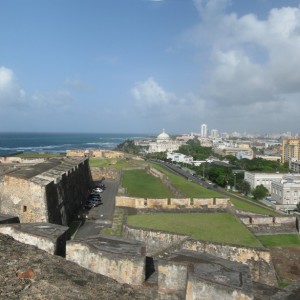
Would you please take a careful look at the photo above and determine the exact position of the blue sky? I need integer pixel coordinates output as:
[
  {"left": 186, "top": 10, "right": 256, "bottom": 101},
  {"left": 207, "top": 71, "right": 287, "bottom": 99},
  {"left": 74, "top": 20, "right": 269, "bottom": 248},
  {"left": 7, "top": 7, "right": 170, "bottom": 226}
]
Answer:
[{"left": 1, "top": 0, "right": 300, "bottom": 135}]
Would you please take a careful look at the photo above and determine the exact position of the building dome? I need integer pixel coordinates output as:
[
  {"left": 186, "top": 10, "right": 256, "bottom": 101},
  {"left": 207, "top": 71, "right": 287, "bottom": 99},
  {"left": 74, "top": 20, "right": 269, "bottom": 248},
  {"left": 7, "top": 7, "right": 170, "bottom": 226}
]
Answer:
[{"left": 157, "top": 129, "right": 170, "bottom": 142}]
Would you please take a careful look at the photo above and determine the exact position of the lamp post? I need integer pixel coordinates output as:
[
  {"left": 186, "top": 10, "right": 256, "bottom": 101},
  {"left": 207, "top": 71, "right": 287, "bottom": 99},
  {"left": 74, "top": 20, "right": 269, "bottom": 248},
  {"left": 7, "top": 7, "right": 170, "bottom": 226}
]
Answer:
[{"left": 234, "top": 173, "right": 236, "bottom": 191}]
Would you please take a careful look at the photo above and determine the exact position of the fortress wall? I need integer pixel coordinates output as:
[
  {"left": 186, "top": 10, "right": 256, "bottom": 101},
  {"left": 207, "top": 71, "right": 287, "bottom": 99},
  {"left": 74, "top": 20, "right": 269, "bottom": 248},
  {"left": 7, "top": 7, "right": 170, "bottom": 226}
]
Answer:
[
  {"left": 0, "top": 159, "right": 93, "bottom": 226},
  {"left": 67, "top": 150, "right": 124, "bottom": 159},
  {"left": 148, "top": 167, "right": 165, "bottom": 180},
  {"left": 0, "top": 176, "right": 48, "bottom": 223},
  {"left": 90, "top": 167, "right": 120, "bottom": 181},
  {"left": 239, "top": 216, "right": 296, "bottom": 225},
  {"left": 116, "top": 196, "right": 229, "bottom": 210},
  {"left": 250, "top": 216, "right": 274, "bottom": 225},
  {"left": 45, "top": 159, "right": 93, "bottom": 225},
  {"left": 66, "top": 239, "right": 145, "bottom": 286},
  {"left": 186, "top": 273, "right": 253, "bottom": 300},
  {"left": 147, "top": 198, "right": 169, "bottom": 208},
  {"left": 181, "top": 240, "right": 277, "bottom": 286},
  {"left": 123, "top": 225, "right": 188, "bottom": 256}
]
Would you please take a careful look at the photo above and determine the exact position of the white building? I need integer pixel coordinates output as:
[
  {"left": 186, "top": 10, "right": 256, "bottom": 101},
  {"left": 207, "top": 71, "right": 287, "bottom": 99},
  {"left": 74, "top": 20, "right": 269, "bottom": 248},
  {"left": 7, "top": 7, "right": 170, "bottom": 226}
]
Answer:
[
  {"left": 210, "top": 129, "right": 219, "bottom": 138},
  {"left": 271, "top": 175, "right": 300, "bottom": 206},
  {"left": 147, "top": 129, "right": 183, "bottom": 153},
  {"left": 244, "top": 172, "right": 285, "bottom": 193},
  {"left": 201, "top": 124, "right": 207, "bottom": 138},
  {"left": 167, "top": 152, "right": 193, "bottom": 164},
  {"left": 290, "top": 159, "right": 300, "bottom": 173}
]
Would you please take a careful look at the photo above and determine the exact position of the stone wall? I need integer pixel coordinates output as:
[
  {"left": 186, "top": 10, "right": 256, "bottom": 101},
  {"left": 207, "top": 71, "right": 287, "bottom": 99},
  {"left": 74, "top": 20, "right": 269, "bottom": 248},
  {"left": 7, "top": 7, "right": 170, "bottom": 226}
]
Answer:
[
  {"left": 116, "top": 196, "right": 229, "bottom": 210},
  {"left": 91, "top": 167, "right": 120, "bottom": 181},
  {"left": 122, "top": 226, "right": 277, "bottom": 287},
  {"left": 67, "top": 149, "right": 124, "bottom": 159},
  {"left": 0, "top": 158, "right": 93, "bottom": 225},
  {"left": 123, "top": 225, "right": 188, "bottom": 256},
  {"left": 0, "top": 157, "right": 45, "bottom": 164},
  {"left": 181, "top": 239, "right": 278, "bottom": 286},
  {"left": 240, "top": 215, "right": 296, "bottom": 226},
  {"left": 66, "top": 235, "right": 146, "bottom": 286}
]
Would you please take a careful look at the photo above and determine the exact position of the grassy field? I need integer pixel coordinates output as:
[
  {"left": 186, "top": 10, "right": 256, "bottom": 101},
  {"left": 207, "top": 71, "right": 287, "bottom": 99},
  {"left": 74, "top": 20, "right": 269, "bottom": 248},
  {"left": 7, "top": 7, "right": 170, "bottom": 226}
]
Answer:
[
  {"left": 258, "top": 234, "right": 300, "bottom": 248},
  {"left": 89, "top": 157, "right": 146, "bottom": 169},
  {"left": 122, "top": 169, "right": 173, "bottom": 198},
  {"left": 150, "top": 162, "right": 278, "bottom": 216},
  {"left": 127, "top": 213, "right": 261, "bottom": 247}
]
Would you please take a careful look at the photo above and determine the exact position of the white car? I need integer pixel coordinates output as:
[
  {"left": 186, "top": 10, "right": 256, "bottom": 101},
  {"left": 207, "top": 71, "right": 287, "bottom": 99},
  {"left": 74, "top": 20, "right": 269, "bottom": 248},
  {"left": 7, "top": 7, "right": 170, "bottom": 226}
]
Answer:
[{"left": 93, "top": 188, "right": 103, "bottom": 193}]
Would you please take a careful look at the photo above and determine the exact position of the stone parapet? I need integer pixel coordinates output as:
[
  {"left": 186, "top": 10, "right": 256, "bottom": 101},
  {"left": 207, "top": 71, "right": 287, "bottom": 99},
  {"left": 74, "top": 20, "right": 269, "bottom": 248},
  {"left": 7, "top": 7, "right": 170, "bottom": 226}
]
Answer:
[
  {"left": 0, "top": 213, "right": 20, "bottom": 224},
  {"left": 66, "top": 235, "right": 146, "bottom": 286},
  {"left": 0, "top": 222, "right": 70, "bottom": 256}
]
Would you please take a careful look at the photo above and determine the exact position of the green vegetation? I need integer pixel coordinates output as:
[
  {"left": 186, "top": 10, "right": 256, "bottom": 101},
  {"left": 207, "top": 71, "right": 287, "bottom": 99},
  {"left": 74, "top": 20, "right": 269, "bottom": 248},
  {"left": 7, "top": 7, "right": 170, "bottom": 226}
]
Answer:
[
  {"left": 115, "top": 139, "right": 142, "bottom": 155},
  {"left": 127, "top": 213, "right": 261, "bottom": 247},
  {"left": 178, "top": 138, "right": 215, "bottom": 160},
  {"left": 122, "top": 169, "right": 173, "bottom": 198},
  {"left": 150, "top": 162, "right": 278, "bottom": 215},
  {"left": 89, "top": 157, "right": 146, "bottom": 169},
  {"left": 229, "top": 198, "right": 278, "bottom": 216},
  {"left": 101, "top": 208, "right": 125, "bottom": 237},
  {"left": 258, "top": 234, "right": 300, "bottom": 248},
  {"left": 252, "top": 184, "right": 269, "bottom": 200},
  {"left": 15, "top": 152, "right": 65, "bottom": 158}
]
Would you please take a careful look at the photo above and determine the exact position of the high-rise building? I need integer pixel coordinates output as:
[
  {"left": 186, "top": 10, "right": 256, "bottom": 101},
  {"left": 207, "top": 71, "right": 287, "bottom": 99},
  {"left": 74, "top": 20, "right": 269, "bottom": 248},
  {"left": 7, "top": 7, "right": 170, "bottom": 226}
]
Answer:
[
  {"left": 201, "top": 124, "right": 207, "bottom": 138},
  {"left": 282, "top": 139, "right": 300, "bottom": 162},
  {"left": 210, "top": 129, "right": 219, "bottom": 138}
]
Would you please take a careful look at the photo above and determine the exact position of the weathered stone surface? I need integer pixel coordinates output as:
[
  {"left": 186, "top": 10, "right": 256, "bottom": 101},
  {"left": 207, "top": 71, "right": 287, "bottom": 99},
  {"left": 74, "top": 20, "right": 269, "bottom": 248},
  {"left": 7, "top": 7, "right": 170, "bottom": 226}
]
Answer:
[
  {"left": 0, "top": 212, "right": 19, "bottom": 224},
  {"left": 0, "top": 234, "right": 149, "bottom": 300},
  {"left": 66, "top": 235, "right": 146, "bottom": 285}
]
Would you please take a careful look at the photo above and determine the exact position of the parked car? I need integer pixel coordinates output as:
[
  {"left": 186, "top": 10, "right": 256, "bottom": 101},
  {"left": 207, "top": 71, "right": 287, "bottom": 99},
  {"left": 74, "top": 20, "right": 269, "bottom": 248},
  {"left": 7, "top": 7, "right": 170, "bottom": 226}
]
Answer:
[{"left": 92, "top": 188, "right": 103, "bottom": 193}]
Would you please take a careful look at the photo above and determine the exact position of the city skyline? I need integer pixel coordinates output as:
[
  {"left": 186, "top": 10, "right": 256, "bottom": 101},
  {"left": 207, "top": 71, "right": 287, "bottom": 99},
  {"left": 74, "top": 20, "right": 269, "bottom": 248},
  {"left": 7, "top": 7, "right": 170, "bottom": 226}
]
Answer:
[{"left": 1, "top": 0, "right": 300, "bottom": 134}]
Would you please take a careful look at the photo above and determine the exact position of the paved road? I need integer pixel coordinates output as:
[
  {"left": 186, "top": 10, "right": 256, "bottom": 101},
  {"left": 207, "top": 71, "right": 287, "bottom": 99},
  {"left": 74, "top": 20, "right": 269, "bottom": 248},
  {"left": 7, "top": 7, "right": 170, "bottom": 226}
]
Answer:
[{"left": 74, "top": 179, "right": 119, "bottom": 239}]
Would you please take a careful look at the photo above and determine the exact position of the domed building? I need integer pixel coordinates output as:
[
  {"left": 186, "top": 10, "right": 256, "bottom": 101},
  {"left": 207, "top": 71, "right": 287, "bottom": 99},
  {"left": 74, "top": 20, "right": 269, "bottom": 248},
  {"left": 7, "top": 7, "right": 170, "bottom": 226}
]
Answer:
[{"left": 148, "top": 129, "right": 183, "bottom": 153}]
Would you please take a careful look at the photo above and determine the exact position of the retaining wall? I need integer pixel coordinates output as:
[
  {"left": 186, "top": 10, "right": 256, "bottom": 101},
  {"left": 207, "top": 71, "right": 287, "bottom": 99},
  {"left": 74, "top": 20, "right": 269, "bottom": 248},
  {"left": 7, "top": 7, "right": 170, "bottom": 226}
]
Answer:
[
  {"left": 116, "top": 196, "right": 229, "bottom": 210},
  {"left": 240, "top": 216, "right": 296, "bottom": 226},
  {"left": 182, "top": 239, "right": 277, "bottom": 286},
  {"left": 90, "top": 167, "right": 120, "bottom": 181}
]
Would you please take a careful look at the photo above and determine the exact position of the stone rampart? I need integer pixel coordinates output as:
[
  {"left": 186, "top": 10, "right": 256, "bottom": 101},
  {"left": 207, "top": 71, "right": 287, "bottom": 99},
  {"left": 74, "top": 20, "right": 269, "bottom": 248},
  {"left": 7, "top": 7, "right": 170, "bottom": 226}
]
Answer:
[
  {"left": 123, "top": 225, "right": 188, "bottom": 256},
  {"left": 0, "top": 157, "right": 45, "bottom": 164},
  {"left": 240, "top": 215, "right": 296, "bottom": 226},
  {"left": 0, "top": 222, "right": 69, "bottom": 256},
  {"left": 116, "top": 196, "right": 229, "bottom": 210},
  {"left": 0, "top": 158, "right": 93, "bottom": 225},
  {"left": 66, "top": 235, "right": 146, "bottom": 286},
  {"left": 91, "top": 167, "right": 120, "bottom": 181},
  {"left": 67, "top": 149, "right": 124, "bottom": 159},
  {"left": 181, "top": 239, "right": 277, "bottom": 286}
]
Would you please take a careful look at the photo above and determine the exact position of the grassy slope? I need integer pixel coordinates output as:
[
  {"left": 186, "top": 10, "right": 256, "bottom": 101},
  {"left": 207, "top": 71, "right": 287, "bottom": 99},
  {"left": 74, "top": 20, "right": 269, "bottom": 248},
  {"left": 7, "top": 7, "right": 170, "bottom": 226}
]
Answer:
[
  {"left": 127, "top": 213, "right": 262, "bottom": 247},
  {"left": 258, "top": 234, "right": 300, "bottom": 248},
  {"left": 122, "top": 169, "right": 173, "bottom": 198},
  {"left": 151, "top": 163, "right": 277, "bottom": 216}
]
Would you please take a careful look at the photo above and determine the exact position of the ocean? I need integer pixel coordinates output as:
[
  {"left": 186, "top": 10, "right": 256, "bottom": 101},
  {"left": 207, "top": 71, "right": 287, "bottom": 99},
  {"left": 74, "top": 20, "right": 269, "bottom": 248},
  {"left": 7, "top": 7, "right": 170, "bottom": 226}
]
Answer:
[{"left": 0, "top": 132, "right": 151, "bottom": 156}]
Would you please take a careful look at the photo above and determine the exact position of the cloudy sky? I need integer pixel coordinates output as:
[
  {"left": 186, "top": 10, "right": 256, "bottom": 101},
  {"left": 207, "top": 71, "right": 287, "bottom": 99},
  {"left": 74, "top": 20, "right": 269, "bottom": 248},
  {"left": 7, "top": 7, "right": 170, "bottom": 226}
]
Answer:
[{"left": 1, "top": 0, "right": 300, "bottom": 135}]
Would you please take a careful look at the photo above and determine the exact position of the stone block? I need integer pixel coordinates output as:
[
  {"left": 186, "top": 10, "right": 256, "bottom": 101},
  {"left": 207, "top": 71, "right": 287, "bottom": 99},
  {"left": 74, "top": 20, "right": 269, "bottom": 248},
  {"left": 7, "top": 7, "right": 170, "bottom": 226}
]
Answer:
[
  {"left": 0, "top": 213, "right": 20, "bottom": 224},
  {"left": 0, "top": 222, "right": 70, "bottom": 256},
  {"left": 66, "top": 235, "right": 146, "bottom": 286}
]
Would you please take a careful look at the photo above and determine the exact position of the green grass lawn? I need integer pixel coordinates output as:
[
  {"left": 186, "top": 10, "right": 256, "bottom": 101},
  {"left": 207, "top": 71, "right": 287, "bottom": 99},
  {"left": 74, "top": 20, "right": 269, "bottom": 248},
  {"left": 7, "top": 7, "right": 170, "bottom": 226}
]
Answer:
[
  {"left": 122, "top": 169, "right": 173, "bottom": 198},
  {"left": 127, "top": 213, "right": 262, "bottom": 247},
  {"left": 150, "top": 163, "right": 278, "bottom": 216},
  {"left": 89, "top": 157, "right": 146, "bottom": 169},
  {"left": 258, "top": 234, "right": 300, "bottom": 248}
]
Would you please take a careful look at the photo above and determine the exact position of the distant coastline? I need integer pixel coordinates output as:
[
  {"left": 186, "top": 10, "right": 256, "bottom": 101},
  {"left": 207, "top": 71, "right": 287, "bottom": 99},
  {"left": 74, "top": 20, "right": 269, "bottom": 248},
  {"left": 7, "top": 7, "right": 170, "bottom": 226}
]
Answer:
[{"left": 0, "top": 132, "right": 152, "bottom": 157}]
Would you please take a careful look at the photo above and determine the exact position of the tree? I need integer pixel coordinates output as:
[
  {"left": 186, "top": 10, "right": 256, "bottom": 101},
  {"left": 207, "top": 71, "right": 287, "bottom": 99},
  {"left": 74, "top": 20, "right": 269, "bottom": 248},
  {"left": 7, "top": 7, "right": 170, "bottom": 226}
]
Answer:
[
  {"left": 251, "top": 184, "right": 268, "bottom": 200},
  {"left": 236, "top": 180, "right": 251, "bottom": 195}
]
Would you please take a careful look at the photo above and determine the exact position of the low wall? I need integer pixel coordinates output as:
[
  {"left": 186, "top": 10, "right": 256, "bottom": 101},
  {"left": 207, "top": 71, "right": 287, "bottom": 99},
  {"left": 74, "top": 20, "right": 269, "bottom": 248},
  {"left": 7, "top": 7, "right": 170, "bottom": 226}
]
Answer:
[
  {"left": 0, "top": 157, "right": 45, "bottom": 164},
  {"left": 91, "top": 167, "right": 120, "bottom": 181},
  {"left": 240, "top": 216, "right": 296, "bottom": 226},
  {"left": 181, "top": 239, "right": 277, "bottom": 286},
  {"left": 123, "top": 225, "right": 188, "bottom": 256},
  {"left": 66, "top": 235, "right": 146, "bottom": 286},
  {"left": 116, "top": 196, "right": 229, "bottom": 210}
]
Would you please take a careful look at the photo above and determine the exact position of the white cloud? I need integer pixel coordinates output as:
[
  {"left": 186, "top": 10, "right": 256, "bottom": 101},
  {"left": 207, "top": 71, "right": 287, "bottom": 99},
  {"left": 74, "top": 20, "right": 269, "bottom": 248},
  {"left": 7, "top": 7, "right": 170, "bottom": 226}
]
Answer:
[
  {"left": 184, "top": 0, "right": 300, "bottom": 131},
  {"left": 131, "top": 77, "right": 176, "bottom": 108},
  {"left": 31, "top": 90, "right": 74, "bottom": 111},
  {"left": 0, "top": 66, "right": 26, "bottom": 107}
]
